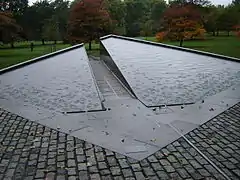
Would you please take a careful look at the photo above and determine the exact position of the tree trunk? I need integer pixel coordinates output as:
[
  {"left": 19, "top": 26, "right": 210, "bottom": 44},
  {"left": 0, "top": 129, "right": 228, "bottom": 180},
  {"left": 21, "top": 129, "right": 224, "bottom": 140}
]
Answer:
[
  {"left": 42, "top": 39, "right": 45, "bottom": 45},
  {"left": 216, "top": 30, "right": 219, "bottom": 36},
  {"left": 179, "top": 39, "right": 183, "bottom": 47},
  {"left": 54, "top": 40, "right": 57, "bottom": 44},
  {"left": 212, "top": 31, "right": 215, "bottom": 36},
  {"left": 89, "top": 41, "right": 92, "bottom": 51},
  {"left": 227, "top": 31, "right": 230, "bottom": 36},
  {"left": 11, "top": 41, "right": 14, "bottom": 48}
]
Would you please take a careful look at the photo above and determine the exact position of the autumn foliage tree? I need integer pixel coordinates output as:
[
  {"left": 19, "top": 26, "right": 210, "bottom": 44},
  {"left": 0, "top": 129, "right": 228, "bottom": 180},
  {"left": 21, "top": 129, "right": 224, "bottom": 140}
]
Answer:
[
  {"left": 233, "top": 25, "right": 240, "bottom": 38},
  {"left": 67, "top": 0, "right": 111, "bottom": 50},
  {"left": 0, "top": 12, "right": 22, "bottom": 48},
  {"left": 160, "top": 4, "right": 204, "bottom": 46}
]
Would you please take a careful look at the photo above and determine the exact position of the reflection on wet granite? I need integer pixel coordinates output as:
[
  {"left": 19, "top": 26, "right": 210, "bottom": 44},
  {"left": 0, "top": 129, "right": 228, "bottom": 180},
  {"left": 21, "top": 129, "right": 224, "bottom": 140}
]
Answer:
[
  {"left": 101, "top": 37, "right": 240, "bottom": 106},
  {"left": 0, "top": 47, "right": 102, "bottom": 112}
]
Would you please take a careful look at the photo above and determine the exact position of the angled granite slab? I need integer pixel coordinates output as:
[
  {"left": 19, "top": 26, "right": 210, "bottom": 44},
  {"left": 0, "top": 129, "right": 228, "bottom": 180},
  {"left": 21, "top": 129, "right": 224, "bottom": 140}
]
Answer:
[
  {"left": 100, "top": 35, "right": 240, "bottom": 107},
  {"left": 0, "top": 44, "right": 103, "bottom": 113}
]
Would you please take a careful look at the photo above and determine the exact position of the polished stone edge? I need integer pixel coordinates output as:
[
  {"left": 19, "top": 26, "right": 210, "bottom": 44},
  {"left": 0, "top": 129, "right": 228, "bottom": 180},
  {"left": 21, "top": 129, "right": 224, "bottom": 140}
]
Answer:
[
  {"left": 0, "top": 43, "right": 84, "bottom": 74},
  {"left": 100, "top": 34, "right": 240, "bottom": 62}
]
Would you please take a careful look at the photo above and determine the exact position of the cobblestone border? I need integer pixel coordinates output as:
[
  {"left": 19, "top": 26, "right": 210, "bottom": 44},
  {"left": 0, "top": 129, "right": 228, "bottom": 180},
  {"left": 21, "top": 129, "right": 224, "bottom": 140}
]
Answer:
[{"left": 2, "top": 103, "right": 239, "bottom": 179}]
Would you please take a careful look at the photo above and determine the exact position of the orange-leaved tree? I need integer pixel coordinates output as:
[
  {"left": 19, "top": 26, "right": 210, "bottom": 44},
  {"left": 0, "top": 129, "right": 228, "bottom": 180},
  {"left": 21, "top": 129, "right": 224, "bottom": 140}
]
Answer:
[
  {"left": 233, "top": 25, "right": 240, "bottom": 38},
  {"left": 67, "top": 0, "right": 112, "bottom": 50},
  {"left": 160, "top": 4, "right": 203, "bottom": 47},
  {"left": 156, "top": 31, "right": 167, "bottom": 42},
  {"left": 0, "top": 12, "right": 22, "bottom": 48}
]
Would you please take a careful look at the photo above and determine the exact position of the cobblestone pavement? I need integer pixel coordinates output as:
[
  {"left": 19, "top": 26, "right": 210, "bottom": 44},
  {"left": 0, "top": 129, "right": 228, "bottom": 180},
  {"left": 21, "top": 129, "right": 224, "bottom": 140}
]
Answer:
[
  {"left": 185, "top": 103, "right": 240, "bottom": 180},
  {"left": 0, "top": 103, "right": 239, "bottom": 180}
]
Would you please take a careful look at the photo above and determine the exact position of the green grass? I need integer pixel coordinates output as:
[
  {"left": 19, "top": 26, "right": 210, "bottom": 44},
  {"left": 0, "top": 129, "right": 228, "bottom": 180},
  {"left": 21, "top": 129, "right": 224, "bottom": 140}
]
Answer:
[
  {"left": 0, "top": 44, "right": 70, "bottom": 69},
  {"left": 0, "top": 41, "right": 63, "bottom": 49},
  {"left": 141, "top": 36, "right": 240, "bottom": 59},
  {"left": 85, "top": 43, "right": 100, "bottom": 57},
  {"left": 0, "top": 42, "right": 100, "bottom": 70}
]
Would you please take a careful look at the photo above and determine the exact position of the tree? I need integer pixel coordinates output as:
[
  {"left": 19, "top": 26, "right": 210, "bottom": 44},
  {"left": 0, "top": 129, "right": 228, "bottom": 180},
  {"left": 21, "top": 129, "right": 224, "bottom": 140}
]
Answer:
[
  {"left": 18, "top": 5, "right": 39, "bottom": 40},
  {"left": 1, "top": 0, "right": 28, "bottom": 15},
  {"left": 0, "top": 12, "right": 22, "bottom": 48},
  {"left": 67, "top": 0, "right": 111, "bottom": 50},
  {"left": 125, "top": 0, "right": 147, "bottom": 36},
  {"left": 156, "top": 31, "right": 167, "bottom": 42},
  {"left": 169, "top": 0, "right": 211, "bottom": 6},
  {"left": 42, "top": 15, "right": 60, "bottom": 43},
  {"left": 106, "top": 0, "right": 126, "bottom": 35},
  {"left": 232, "top": 0, "right": 240, "bottom": 5},
  {"left": 233, "top": 25, "right": 240, "bottom": 38},
  {"left": 201, "top": 5, "right": 223, "bottom": 36},
  {"left": 140, "top": 20, "right": 154, "bottom": 38},
  {"left": 161, "top": 4, "right": 203, "bottom": 46},
  {"left": 17, "top": 0, "right": 69, "bottom": 42},
  {"left": 216, "top": 6, "right": 240, "bottom": 36},
  {"left": 149, "top": 0, "right": 167, "bottom": 33},
  {"left": 51, "top": 0, "right": 70, "bottom": 42},
  {"left": 31, "top": 0, "right": 55, "bottom": 44}
]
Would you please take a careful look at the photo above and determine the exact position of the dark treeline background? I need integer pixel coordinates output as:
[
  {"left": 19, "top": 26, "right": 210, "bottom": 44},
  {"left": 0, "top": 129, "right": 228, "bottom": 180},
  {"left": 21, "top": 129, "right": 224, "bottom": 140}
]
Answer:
[{"left": 0, "top": 0, "right": 239, "bottom": 47}]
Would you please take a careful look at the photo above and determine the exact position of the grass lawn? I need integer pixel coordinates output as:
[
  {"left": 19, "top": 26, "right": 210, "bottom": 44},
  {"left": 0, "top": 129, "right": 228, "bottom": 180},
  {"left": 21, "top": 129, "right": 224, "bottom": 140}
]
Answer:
[
  {"left": 1, "top": 41, "right": 63, "bottom": 49},
  {"left": 0, "top": 42, "right": 101, "bottom": 69},
  {"left": 141, "top": 36, "right": 240, "bottom": 59},
  {"left": 0, "top": 44, "right": 70, "bottom": 69}
]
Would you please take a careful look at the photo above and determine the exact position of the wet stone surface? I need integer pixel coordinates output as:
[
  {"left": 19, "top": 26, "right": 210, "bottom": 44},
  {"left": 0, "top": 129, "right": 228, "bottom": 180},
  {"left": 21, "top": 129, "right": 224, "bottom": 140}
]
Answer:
[
  {"left": 2, "top": 104, "right": 240, "bottom": 179},
  {"left": 0, "top": 47, "right": 102, "bottom": 112},
  {"left": 101, "top": 38, "right": 240, "bottom": 106}
]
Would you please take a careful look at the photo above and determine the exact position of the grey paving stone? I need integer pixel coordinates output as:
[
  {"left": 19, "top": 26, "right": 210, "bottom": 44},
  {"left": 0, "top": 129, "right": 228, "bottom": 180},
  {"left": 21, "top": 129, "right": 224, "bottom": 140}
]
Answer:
[
  {"left": 68, "top": 176, "right": 77, "bottom": 180},
  {"left": 113, "top": 176, "right": 124, "bottom": 180},
  {"left": 57, "top": 175, "right": 66, "bottom": 180},
  {"left": 176, "top": 168, "right": 190, "bottom": 179},
  {"left": 100, "top": 169, "right": 111, "bottom": 176},
  {"left": 151, "top": 162, "right": 164, "bottom": 171},
  {"left": 156, "top": 171, "right": 169, "bottom": 179},
  {"left": 134, "top": 171, "right": 145, "bottom": 179},
  {"left": 77, "top": 155, "right": 86, "bottom": 163},
  {"left": 110, "top": 166, "right": 121, "bottom": 176},
  {"left": 67, "top": 168, "right": 77, "bottom": 175},
  {"left": 97, "top": 162, "right": 107, "bottom": 170},
  {"left": 122, "top": 168, "right": 133, "bottom": 177},
  {"left": 96, "top": 152, "right": 105, "bottom": 162},
  {"left": 101, "top": 175, "right": 112, "bottom": 180},
  {"left": 78, "top": 163, "right": 87, "bottom": 171},
  {"left": 147, "top": 155, "right": 158, "bottom": 163},
  {"left": 107, "top": 157, "right": 118, "bottom": 166},
  {"left": 118, "top": 159, "right": 129, "bottom": 168},
  {"left": 46, "top": 172, "right": 55, "bottom": 179},
  {"left": 89, "top": 166, "right": 99, "bottom": 173},
  {"left": 131, "top": 163, "right": 142, "bottom": 172},
  {"left": 79, "top": 171, "right": 89, "bottom": 180},
  {"left": 68, "top": 159, "right": 76, "bottom": 167},
  {"left": 5, "top": 168, "right": 15, "bottom": 177},
  {"left": 90, "top": 173, "right": 101, "bottom": 180},
  {"left": 164, "top": 165, "right": 175, "bottom": 173},
  {"left": 143, "top": 167, "right": 155, "bottom": 176}
]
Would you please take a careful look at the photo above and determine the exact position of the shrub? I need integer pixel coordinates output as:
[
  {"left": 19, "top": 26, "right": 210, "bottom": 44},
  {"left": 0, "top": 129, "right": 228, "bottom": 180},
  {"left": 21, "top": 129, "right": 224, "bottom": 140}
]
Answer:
[{"left": 155, "top": 31, "right": 167, "bottom": 42}]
